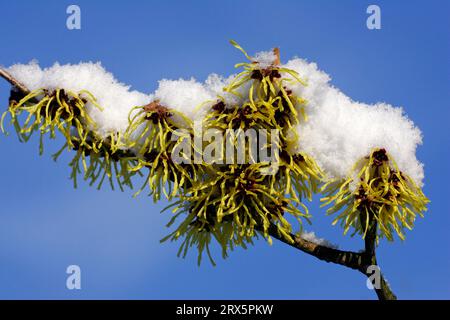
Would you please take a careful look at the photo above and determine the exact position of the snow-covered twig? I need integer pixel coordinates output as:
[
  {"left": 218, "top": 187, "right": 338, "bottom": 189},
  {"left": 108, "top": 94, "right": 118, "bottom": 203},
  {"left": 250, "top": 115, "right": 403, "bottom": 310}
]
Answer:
[{"left": 0, "top": 67, "right": 29, "bottom": 94}]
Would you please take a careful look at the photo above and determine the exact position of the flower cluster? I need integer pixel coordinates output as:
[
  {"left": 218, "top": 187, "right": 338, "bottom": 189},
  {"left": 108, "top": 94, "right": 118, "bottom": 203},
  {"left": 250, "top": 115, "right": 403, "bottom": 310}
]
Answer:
[
  {"left": 2, "top": 88, "right": 138, "bottom": 190},
  {"left": 125, "top": 101, "right": 199, "bottom": 202},
  {"left": 1, "top": 41, "right": 429, "bottom": 265},
  {"left": 321, "top": 148, "right": 429, "bottom": 242}
]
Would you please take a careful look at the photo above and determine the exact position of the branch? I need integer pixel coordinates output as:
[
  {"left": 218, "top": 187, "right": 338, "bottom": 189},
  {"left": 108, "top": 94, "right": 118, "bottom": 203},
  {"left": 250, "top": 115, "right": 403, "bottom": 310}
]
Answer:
[
  {"left": 0, "top": 65, "right": 398, "bottom": 300},
  {"left": 360, "top": 215, "right": 398, "bottom": 300},
  {"left": 273, "top": 48, "right": 281, "bottom": 66},
  {"left": 268, "top": 223, "right": 397, "bottom": 300},
  {"left": 0, "top": 68, "right": 30, "bottom": 95},
  {"left": 266, "top": 223, "right": 364, "bottom": 270}
]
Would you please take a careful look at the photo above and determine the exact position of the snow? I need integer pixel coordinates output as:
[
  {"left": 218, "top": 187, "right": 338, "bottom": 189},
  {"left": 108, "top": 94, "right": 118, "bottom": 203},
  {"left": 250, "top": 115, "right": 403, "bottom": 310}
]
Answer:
[
  {"left": 300, "top": 230, "right": 338, "bottom": 249},
  {"left": 7, "top": 61, "right": 152, "bottom": 138},
  {"left": 281, "top": 58, "right": 424, "bottom": 187},
  {"left": 153, "top": 78, "right": 215, "bottom": 126},
  {"left": 204, "top": 73, "right": 252, "bottom": 107},
  {"left": 253, "top": 50, "right": 277, "bottom": 68},
  {"left": 5, "top": 54, "right": 425, "bottom": 187}
]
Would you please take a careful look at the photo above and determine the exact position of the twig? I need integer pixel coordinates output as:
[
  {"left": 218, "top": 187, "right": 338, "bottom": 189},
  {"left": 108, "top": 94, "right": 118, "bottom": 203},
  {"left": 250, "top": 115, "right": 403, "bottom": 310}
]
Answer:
[
  {"left": 266, "top": 223, "right": 364, "bottom": 270},
  {"left": 267, "top": 222, "right": 397, "bottom": 300},
  {"left": 360, "top": 215, "right": 397, "bottom": 300},
  {"left": 0, "top": 67, "right": 30, "bottom": 95},
  {"left": 273, "top": 48, "right": 281, "bottom": 66}
]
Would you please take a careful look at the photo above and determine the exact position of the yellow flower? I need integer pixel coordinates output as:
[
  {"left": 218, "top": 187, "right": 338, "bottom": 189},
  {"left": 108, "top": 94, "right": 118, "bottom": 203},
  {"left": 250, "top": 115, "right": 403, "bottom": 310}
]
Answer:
[{"left": 321, "top": 148, "right": 429, "bottom": 242}]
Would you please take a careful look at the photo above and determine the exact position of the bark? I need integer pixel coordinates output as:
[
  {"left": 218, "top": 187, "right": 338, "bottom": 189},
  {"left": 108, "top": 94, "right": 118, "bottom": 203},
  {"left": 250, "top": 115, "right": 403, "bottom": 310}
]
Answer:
[
  {"left": 267, "top": 223, "right": 397, "bottom": 300},
  {"left": 0, "top": 68, "right": 29, "bottom": 95}
]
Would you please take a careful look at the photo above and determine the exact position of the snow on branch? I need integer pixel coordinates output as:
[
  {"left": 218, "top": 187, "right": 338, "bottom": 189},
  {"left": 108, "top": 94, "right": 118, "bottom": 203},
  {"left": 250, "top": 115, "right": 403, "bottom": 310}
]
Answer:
[{"left": 0, "top": 42, "right": 429, "bottom": 268}]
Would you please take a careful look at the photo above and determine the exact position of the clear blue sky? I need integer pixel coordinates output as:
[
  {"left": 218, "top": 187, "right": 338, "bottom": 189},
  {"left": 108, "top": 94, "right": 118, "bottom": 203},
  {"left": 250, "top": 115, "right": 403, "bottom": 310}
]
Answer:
[{"left": 0, "top": 0, "right": 449, "bottom": 299}]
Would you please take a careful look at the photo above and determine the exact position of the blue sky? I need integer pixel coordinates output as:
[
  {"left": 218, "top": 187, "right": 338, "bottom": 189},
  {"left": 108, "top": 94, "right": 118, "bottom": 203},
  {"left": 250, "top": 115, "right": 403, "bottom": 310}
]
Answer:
[{"left": 0, "top": 0, "right": 449, "bottom": 299}]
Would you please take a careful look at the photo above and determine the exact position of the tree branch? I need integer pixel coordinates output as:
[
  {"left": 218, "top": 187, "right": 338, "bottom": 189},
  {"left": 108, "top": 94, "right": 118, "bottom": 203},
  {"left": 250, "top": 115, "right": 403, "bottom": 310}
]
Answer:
[
  {"left": 268, "top": 222, "right": 397, "bottom": 300},
  {"left": 0, "top": 68, "right": 30, "bottom": 95},
  {"left": 0, "top": 66, "right": 398, "bottom": 300},
  {"left": 360, "top": 214, "right": 397, "bottom": 300},
  {"left": 266, "top": 223, "right": 364, "bottom": 271}
]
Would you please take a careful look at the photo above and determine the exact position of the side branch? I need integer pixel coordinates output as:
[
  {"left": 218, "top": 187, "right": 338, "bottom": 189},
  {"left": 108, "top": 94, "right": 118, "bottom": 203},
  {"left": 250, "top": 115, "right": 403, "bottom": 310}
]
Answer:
[
  {"left": 266, "top": 223, "right": 363, "bottom": 271},
  {"left": 268, "top": 223, "right": 397, "bottom": 300},
  {"left": 361, "top": 217, "right": 397, "bottom": 300}
]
